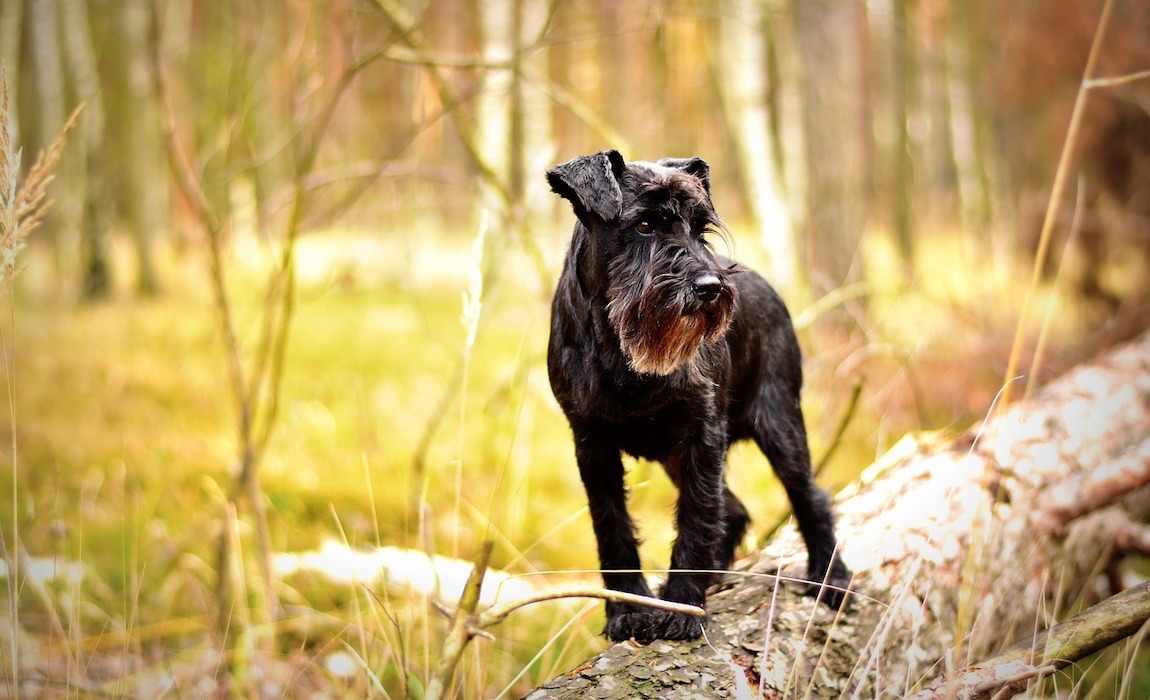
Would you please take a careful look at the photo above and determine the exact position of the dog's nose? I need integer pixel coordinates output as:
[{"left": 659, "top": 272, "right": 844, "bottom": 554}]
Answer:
[{"left": 693, "top": 275, "right": 723, "bottom": 304}]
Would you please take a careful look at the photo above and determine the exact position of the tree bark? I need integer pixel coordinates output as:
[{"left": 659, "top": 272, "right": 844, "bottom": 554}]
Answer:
[{"left": 526, "top": 329, "right": 1150, "bottom": 698}]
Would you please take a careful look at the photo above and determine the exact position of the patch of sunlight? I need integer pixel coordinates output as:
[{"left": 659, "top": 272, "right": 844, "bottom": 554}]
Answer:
[
  {"left": 848, "top": 444, "right": 990, "bottom": 573},
  {"left": 272, "top": 539, "right": 536, "bottom": 607},
  {"left": 228, "top": 226, "right": 489, "bottom": 290},
  {"left": 0, "top": 556, "right": 86, "bottom": 588}
]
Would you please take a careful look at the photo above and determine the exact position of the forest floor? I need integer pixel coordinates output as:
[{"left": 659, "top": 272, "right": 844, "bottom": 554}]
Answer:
[{"left": 1, "top": 222, "right": 1146, "bottom": 697}]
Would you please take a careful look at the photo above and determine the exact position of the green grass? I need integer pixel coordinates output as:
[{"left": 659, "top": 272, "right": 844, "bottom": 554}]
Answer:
[
  {"left": 2, "top": 231, "right": 617, "bottom": 695},
  {"left": 0, "top": 222, "right": 1135, "bottom": 696}
]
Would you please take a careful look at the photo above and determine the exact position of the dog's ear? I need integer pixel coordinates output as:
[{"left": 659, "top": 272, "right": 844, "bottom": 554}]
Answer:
[
  {"left": 657, "top": 156, "right": 712, "bottom": 196},
  {"left": 547, "top": 150, "right": 626, "bottom": 223}
]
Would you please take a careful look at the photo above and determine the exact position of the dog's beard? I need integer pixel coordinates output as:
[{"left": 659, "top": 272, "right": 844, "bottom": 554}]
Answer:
[{"left": 606, "top": 247, "right": 736, "bottom": 376}]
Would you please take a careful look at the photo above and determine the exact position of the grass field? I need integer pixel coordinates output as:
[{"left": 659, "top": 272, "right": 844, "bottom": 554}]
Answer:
[{"left": 0, "top": 220, "right": 1135, "bottom": 697}]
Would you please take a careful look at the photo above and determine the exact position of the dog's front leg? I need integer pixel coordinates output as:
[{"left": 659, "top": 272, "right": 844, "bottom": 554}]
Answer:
[
  {"left": 572, "top": 434, "right": 656, "bottom": 639},
  {"left": 599, "top": 430, "right": 726, "bottom": 642},
  {"left": 648, "top": 435, "right": 727, "bottom": 640}
]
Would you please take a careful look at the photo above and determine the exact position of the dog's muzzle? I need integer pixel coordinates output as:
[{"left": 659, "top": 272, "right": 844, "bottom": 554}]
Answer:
[{"left": 692, "top": 275, "right": 723, "bottom": 305}]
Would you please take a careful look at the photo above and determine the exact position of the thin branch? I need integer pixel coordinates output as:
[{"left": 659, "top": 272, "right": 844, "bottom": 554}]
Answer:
[
  {"left": 369, "top": 0, "right": 511, "bottom": 206},
  {"left": 379, "top": 0, "right": 556, "bottom": 71},
  {"left": 250, "top": 36, "right": 365, "bottom": 461},
  {"left": 1084, "top": 67, "right": 1150, "bottom": 90},
  {"left": 421, "top": 539, "right": 708, "bottom": 700},
  {"left": 815, "top": 378, "right": 864, "bottom": 476},
  {"left": 383, "top": 46, "right": 518, "bottom": 70},
  {"left": 240, "top": 9, "right": 374, "bottom": 630},
  {"left": 148, "top": 3, "right": 249, "bottom": 449},
  {"left": 425, "top": 540, "right": 495, "bottom": 700},
  {"left": 519, "top": 65, "right": 632, "bottom": 153},
  {"left": 478, "top": 587, "right": 706, "bottom": 629}
]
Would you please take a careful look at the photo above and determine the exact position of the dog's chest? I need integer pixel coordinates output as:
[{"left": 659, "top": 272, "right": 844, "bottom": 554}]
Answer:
[{"left": 557, "top": 363, "right": 718, "bottom": 459}]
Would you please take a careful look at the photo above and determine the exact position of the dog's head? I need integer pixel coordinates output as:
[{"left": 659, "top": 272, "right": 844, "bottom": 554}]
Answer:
[{"left": 548, "top": 150, "right": 737, "bottom": 376}]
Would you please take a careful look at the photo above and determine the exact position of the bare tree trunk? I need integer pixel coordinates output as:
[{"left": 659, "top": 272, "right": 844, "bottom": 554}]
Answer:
[
  {"left": 891, "top": 0, "right": 914, "bottom": 266},
  {"left": 708, "top": 0, "right": 796, "bottom": 290},
  {"left": 793, "top": 0, "right": 868, "bottom": 293},
  {"left": 527, "top": 330, "right": 1150, "bottom": 698},
  {"left": 949, "top": 0, "right": 995, "bottom": 237},
  {"left": 919, "top": 5, "right": 960, "bottom": 223},
  {"left": 29, "top": 0, "right": 79, "bottom": 291},
  {"left": 59, "top": 0, "right": 111, "bottom": 299},
  {"left": 115, "top": 0, "right": 164, "bottom": 296},
  {"left": 0, "top": 0, "right": 22, "bottom": 145}
]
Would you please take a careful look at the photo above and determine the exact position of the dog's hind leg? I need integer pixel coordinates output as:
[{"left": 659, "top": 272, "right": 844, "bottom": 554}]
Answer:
[
  {"left": 752, "top": 383, "right": 852, "bottom": 608},
  {"left": 719, "top": 485, "right": 750, "bottom": 568}
]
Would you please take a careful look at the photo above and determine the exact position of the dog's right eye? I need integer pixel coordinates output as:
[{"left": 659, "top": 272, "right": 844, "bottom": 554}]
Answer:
[{"left": 635, "top": 220, "right": 656, "bottom": 235}]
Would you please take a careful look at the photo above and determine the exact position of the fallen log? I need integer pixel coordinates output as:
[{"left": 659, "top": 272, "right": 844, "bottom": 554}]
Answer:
[
  {"left": 908, "top": 579, "right": 1150, "bottom": 700},
  {"left": 526, "top": 329, "right": 1150, "bottom": 698}
]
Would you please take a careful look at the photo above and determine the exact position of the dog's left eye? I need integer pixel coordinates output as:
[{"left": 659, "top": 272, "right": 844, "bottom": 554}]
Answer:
[{"left": 635, "top": 220, "right": 656, "bottom": 235}]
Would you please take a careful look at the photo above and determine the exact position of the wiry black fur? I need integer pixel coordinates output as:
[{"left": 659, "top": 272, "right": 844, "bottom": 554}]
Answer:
[{"left": 546, "top": 150, "right": 851, "bottom": 642}]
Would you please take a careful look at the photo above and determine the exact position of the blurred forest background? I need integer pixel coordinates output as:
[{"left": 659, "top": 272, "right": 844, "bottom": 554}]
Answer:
[{"left": 2, "top": 0, "right": 1149, "bottom": 697}]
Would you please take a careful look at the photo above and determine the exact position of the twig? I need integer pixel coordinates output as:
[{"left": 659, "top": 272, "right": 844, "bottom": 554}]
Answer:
[
  {"left": 383, "top": 46, "right": 517, "bottom": 70},
  {"left": 478, "top": 587, "right": 706, "bottom": 629},
  {"left": 148, "top": 4, "right": 259, "bottom": 641},
  {"left": 519, "top": 65, "right": 632, "bottom": 153},
  {"left": 423, "top": 540, "right": 706, "bottom": 700},
  {"left": 1084, "top": 67, "right": 1150, "bottom": 90},
  {"left": 791, "top": 281, "right": 871, "bottom": 330},
  {"left": 759, "top": 378, "right": 863, "bottom": 543},
  {"left": 150, "top": 0, "right": 372, "bottom": 637},
  {"left": 369, "top": 0, "right": 510, "bottom": 206},
  {"left": 815, "top": 378, "right": 864, "bottom": 476},
  {"left": 426, "top": 540, "right": 495, "bottom": 700}
]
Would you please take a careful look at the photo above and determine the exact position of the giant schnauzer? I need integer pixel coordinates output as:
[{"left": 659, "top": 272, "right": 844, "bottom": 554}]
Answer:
[{"left": 546, "top": 150, "right": 851, "bottom": 642}]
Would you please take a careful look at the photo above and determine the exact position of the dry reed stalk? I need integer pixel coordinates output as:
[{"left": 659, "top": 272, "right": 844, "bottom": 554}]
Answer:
[
  {"left": 1, "top": 64, "right": 83, "bottom": 700},
  {"left": 0, "top": 68, "right": 84, "bottom": 286}
]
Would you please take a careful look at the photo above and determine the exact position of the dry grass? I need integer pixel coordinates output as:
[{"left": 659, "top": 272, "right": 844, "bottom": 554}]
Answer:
[
  {"left": 5, "top": 213, "right": 1143, "bottom": 698},
  {"left": 1, "top": 67, "right": 1146, "bottom": 697},
  {"left": 0, "top": 70, "right": 83, "bottom": 287},
  {"left": 1, "top": 65, "right": 85, "bottom": 700}
]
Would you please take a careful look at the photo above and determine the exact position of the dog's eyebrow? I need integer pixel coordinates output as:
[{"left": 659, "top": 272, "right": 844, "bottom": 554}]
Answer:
[{"left": 632, "top": 174, "right": 713, "bottom": 214}]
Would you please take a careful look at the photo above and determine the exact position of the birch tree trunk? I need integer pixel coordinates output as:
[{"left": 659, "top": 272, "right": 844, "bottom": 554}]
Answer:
[
  {"left": 891, "top": 0, "right": 914, "bottom": 266},
  {"left": 708, "top": 0, "right": 795, "bottom": 290},
  {"left": 59, "top": 0, "right": 111, "bottom": 298},
  {"left": 949, "top": 0, "right": 996, "bottom": 243},
  {"left": 114, "top": 0, "right": 164, "bottom": 296},
  {"left": 526, "top": 329, "right": 1150, "bottom": 698},
  {"left": 29, "top": 0, "right": 79, "bottom": 288},
  {"left": 793, "top": 0, "right": 868, "bottom": 293},
  {"left": 0, "top": 0, "right": 22, "bottom": 146}
]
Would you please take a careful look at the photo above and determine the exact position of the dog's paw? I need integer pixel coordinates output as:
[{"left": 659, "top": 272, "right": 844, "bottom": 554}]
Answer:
[
  {"left": 801, "top": 558, "right": 854, "bottom": 611},
  {"left": 604, "top": 609, "right": 705, "bottom": 642}
]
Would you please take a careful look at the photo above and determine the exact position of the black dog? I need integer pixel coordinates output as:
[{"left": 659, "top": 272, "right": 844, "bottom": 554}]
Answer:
[{"left": 546, "top": 150, "right": 851, "bottom": 642}]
